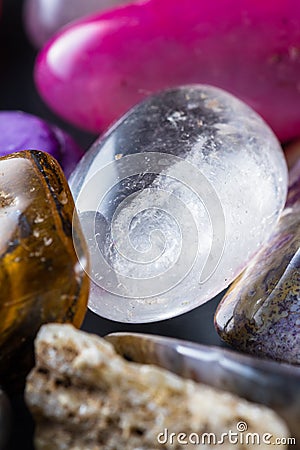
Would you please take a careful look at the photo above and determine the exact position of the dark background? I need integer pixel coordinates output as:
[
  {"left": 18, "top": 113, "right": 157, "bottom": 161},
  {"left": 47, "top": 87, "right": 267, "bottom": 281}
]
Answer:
[{"left": 0, "top": 0, "right": 225, "bottom": 448}]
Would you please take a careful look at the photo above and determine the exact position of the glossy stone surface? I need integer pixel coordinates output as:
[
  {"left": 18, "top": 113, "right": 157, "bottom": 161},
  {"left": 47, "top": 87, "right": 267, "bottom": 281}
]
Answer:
[
  {"left": 0, "top": 150, "right": 89, "bottom": 391},
  {"left": 106, "top": 332, "right": 300, "bottom": 445},
  {"left": 70, "top": 85, "right": 287, "bottom": 323},
  {"left": 215, "top": 159, "right": 300, "bottom": 364},
  {"left": 0, "top": 111, "right": 83, "bottom": 177},
  {"left": 0, "top": 389, "right": 11, "bottom": 450},
  {"left": 36, "top": 0, "right": 300, "bottom": 139},
  {"left": 24, "top": 0, "right": 130, "bottom": 48},
  {"left": 26, "top": 324, "right": 289, "bottom": 450}
]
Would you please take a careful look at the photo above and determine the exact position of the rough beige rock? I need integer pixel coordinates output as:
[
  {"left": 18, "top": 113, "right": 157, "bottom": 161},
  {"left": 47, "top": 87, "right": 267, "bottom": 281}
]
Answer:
[{"left": 25, "top": 324, "right": 289, "bottom": 450}]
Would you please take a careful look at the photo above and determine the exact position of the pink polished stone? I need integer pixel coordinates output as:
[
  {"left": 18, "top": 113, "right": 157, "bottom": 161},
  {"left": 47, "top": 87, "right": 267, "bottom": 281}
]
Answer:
[
  {"left": 35, "top": 0, "right": 300, "bottom": 140},
  {"left": 24, "top": 0, "right": 130, "bottom": 48}
]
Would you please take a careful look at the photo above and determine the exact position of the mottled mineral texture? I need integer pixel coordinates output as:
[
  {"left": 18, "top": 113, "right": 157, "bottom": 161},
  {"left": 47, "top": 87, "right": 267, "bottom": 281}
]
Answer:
[
  {"left": 215, "top": 159, "right": 300, "bottom": 365},
  {"left": 25, "top": 324, "right": 289, "bottom": 450},
  {"left": 107, "top": 332, "right": 300, "bottom": 443},
  {"left": 0, "top": 151, "right": 89, "bottom": 391}
]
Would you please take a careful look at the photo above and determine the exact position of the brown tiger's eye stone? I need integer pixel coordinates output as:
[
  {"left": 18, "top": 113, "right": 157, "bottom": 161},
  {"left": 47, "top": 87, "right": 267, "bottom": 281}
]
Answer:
[{"left": 0, "top": 150, "right": 89, "bottom": 391}]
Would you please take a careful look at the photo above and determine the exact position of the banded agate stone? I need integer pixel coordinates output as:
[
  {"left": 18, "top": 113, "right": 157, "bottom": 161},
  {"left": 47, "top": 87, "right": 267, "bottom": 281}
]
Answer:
[
  {"left": 0, "top": 151, "right": 89, "bottom": 391},
  {"left": 0, "top": 111, "right": 83, "bottom": 177},
  {"left": 107, "top": 332, "right": 300, "bottom": 442},
  {"left": 69, "top": 85, "right": 287, "bottom": 323},
  {"left": 215, "top": 159, "right": 300, "bottom": 364},
  {"left": 24, "top": 0, "right": 130, "bottom": 48},
  {"left": 35, "top": 0, "right": 300, "bottom": 140}
]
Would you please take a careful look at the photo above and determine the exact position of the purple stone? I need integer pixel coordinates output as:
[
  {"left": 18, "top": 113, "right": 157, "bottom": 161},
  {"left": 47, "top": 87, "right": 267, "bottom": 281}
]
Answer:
[{"left": 0, "top": 111, "right": 83, "bottom": 177}]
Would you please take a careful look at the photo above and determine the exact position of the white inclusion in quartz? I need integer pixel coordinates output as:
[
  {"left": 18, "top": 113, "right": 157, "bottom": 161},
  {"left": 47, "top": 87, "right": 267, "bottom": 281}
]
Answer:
[{"left": 70, "top": 85, "right": 288, "bottom": 323}]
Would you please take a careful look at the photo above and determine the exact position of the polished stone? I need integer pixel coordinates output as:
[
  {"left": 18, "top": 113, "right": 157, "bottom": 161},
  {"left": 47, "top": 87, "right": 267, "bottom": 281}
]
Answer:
[
  {"left": 35, "top": 0, "right": 300, "bottom": 140},
  {"left": 106, "top": 332, "right": 300, "bottom": 445},
  {"left": 0, "top": 150, "right": 89, "bottom": 391},
  {"left": 24, "top": 0, "right": 130, "bottom": 48},
  {"left": 215, "top": 159, "right": 300, "bottom": 364},
  {"left": 69, "top": 85, "right": 287, "bottom": 323},
  {"left": 25, "top": 324, "right": 289, "bottom": 450},
  {"left": 0, "top": 111, "right": 83, "bottom": 177}
]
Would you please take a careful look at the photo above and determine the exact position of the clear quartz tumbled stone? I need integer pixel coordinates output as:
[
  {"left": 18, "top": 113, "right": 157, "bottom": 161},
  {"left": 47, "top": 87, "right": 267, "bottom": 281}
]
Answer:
[{"left": 69, "top": 85, "right": 288, "bottom": 323}]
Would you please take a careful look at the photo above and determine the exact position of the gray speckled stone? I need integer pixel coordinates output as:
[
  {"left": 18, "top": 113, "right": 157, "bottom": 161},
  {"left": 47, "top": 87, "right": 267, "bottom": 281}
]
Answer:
[{"left": 215, "top": 158, "right": 300, "bottom": 364}]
